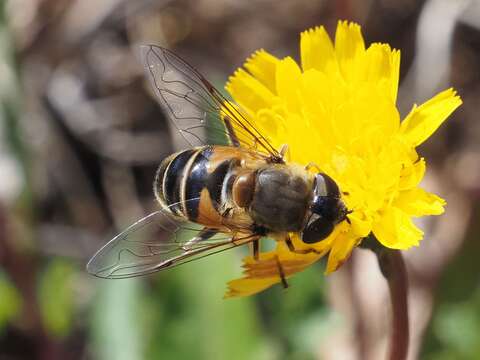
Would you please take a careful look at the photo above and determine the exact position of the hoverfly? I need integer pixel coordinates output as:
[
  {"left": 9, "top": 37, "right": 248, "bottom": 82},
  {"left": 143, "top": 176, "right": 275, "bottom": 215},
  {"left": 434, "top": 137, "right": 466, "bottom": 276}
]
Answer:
[{"left": 86, "top": 45, "right": 350, "bottom": 286}]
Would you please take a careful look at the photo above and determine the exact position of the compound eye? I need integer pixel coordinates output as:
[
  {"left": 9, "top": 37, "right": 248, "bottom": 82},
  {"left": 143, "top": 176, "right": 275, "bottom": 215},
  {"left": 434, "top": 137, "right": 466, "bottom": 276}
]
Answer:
[
  {"left": 301, "top": 216, "right": 334, "bottom": 244},
  {"left": 320, "top": 173, "right": 340, "bottom": 198}
]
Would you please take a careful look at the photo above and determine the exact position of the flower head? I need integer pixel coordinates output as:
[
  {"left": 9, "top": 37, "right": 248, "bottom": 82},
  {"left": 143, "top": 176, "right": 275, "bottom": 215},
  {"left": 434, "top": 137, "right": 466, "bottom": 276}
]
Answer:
[{"left": 224, "top": 21, "right": 462, "bottom": 298}]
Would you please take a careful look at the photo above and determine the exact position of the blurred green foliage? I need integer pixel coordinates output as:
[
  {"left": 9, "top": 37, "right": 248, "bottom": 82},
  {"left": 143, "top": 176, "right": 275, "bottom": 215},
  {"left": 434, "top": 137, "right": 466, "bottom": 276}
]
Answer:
[
  {"left": 0, "top": 271, "right": 21, "bottom": 334},
  {"left": 91, "top": 278, "right": 145, "bottom": 360},
  {"left": 87, "top": 248, "right": 333, "bottom": 360},
  {"left": 421, "top": 217, "right": 480, "bottom": 360},
  {"left": 38, "top": 259, "right": 76, "bottom": 338},
  {"left": 85, "top": 246, "right": 336, "bottom": 360}
]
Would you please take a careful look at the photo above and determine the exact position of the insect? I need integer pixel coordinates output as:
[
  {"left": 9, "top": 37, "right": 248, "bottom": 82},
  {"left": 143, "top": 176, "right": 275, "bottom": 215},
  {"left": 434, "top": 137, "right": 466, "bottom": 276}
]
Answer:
[{"left": 86, "top": 45, "right": 350, "bottom": 286}]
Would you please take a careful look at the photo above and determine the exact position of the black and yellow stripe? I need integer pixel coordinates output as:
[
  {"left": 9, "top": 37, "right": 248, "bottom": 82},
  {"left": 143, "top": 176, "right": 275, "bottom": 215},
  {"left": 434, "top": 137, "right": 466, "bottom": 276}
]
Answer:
[{"left": 154, "top": 146, "right": 236, "bottom": 223}]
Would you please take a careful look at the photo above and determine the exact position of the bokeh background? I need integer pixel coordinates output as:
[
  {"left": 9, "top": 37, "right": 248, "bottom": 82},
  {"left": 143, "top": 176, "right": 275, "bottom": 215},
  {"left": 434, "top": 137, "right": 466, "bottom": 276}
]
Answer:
[{"left": 1, "top": 0, "right": 480, "bottom": 359}]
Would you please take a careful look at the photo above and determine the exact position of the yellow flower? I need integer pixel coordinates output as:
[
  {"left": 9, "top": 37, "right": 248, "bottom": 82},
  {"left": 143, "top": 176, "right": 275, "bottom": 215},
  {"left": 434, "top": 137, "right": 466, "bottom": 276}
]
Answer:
[{"left": 224, "top": 21, "right": 462, "bottom": 298}]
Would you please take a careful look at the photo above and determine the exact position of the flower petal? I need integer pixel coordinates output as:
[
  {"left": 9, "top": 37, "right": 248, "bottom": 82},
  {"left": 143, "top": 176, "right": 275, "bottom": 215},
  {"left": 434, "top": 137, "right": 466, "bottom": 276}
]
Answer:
[
  {"left": 400, "top": 88, "right": 462, "bottom": 146},
  {"left": 394, "top": 188, "right": 446, "bottom": 216},
  {"left": 225, "top": 68, "right": 277, "bottom": 115},
  {"left": 224, "top": 277, "right": 278, "bottom": 298},
  {"left": 300, "top": 26, "right": 337, "bottom": 73},
  {"left": 372, "top": 207, "right": 424, "bottom": 249},
  {"left": 348, "top": 211, "right": 372, "bottom": 238},
  {"left": 224, "top": 244, "right": 324, "bottom": 298},
  {"left": 276, "top": 57, "right": 303, "bottom": 111},
  {"left": 398, "top": 157, "right": 425, "bottom": 190},
  {"left": 334, "top": 21, "right": 365, "bottom": 81},
  {"left": 364, "top": 43, "right": 400, "bottom": 103},
  {"left": 244, "top": 49, "right": 279, "bottom": 93},
  {"left": 325, "top": 231, "right": 359, "bottom": 273}
]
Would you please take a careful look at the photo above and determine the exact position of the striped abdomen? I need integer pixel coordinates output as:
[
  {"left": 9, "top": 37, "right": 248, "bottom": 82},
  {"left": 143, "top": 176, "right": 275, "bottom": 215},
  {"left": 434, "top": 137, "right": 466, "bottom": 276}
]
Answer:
[{"left": 154, "top": 146, "right": 240, "bottom": 226}]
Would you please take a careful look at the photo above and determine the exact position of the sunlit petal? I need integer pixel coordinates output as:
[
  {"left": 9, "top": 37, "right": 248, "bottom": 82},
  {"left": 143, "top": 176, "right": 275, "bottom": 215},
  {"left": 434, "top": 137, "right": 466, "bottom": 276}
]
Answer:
[
  {"left": 372, "top": 207, "right": 424, "bottom": 249},
  {"left": 394, "top": 188, "right": 446, "bottom": 216},
  {"left": 244, "top": 49, "right": 280, "bottom": 93},
  {"left": 300, "top": 26, "right": 337, "bottom": 73},
  {"left": 400, "top": 88, "right": 462, "bottom": 146},
  {"left": 226, "top": 68, "right": 277, "bottom": 115}
]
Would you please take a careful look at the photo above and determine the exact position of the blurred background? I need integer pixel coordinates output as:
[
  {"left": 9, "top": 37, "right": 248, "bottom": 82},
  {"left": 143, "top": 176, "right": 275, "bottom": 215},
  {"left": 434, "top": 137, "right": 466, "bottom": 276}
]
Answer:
[{"left": 1, "top": 0, "right": 480, "bottom": 359}]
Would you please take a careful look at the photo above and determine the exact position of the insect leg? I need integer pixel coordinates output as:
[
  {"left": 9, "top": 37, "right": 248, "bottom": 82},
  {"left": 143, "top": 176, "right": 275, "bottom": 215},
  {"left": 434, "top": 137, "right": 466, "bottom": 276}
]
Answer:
[
  {"left": 275, "top": 255, "right": 289, "bottom": 289},
  {"left": 304, "top": 162, "right": 322, "bottom": 172},
  {"left": 250, "top": 239, "right": 260, "bottom": 261},
  {"left": 285, "top": 235, "right": 322, "bottom": 255},
  {"left": 278, "top": 144, "right": 289, "bottom": 159},
  {"left": 182, "top": 227, "right": 218, "bottom": 250},
  {"left": 231, "top": 234, "right": 259, "bottom": 248},
  {"left": 223, "top": 115, "right": 240, "bottom": 147}
]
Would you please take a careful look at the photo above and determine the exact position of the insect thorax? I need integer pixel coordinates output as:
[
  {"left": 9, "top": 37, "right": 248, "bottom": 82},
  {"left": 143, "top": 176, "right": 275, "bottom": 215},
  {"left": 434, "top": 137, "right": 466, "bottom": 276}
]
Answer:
[{"left": 249, "top": 164, "right": 313, "bottom": 232}]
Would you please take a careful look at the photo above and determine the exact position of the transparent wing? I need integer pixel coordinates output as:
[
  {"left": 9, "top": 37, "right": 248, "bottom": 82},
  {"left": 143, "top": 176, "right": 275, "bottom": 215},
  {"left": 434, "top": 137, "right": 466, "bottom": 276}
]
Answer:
[
  {"left": 140, "top": 45, "right": 280, "bottom": 159},
  {"left": 86, "top": 209, "right": 257, "bottom": 279}
]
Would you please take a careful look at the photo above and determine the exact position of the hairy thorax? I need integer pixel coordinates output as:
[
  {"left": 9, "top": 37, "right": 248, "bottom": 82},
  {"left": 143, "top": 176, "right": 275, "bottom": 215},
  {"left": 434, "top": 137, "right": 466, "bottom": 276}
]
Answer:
[{"left": 250, "top": 164, "right": 313, "bottom": 232}]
